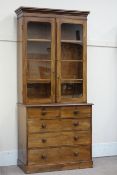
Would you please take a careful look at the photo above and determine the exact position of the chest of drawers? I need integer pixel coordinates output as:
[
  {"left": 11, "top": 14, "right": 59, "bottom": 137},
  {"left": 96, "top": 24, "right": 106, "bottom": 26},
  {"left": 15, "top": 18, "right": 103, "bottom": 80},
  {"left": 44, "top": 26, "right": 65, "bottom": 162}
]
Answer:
[{"left": 18, "top": 104, "right": 92, "bottom": 173}]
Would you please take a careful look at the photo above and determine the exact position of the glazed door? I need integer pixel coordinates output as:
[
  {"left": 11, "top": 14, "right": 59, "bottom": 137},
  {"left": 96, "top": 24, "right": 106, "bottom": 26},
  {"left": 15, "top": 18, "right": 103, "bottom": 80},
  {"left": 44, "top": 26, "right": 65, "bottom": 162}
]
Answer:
[
  {"left": 56, "top": 19, "right": 87, "bottom": 103},
  {"left": 24, "top": 17, "right": 55, "bottom": 104}
]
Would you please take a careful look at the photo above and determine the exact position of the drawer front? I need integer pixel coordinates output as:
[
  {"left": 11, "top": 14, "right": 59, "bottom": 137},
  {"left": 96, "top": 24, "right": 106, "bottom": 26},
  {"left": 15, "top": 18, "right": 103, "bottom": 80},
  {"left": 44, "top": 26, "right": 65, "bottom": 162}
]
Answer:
[
  {"left": 28, "top": 119, "right": 61, "bottom": 133},
  {"left": 28, "top": 118, "right": 91, "bottom": 133},
  {"left": 28, "top": 131, "right": 91, "bottom": 148},
  {"left": 28, "top": 147, "right": 60, "bottom": 165},
  {"left": 61, "top": 106, "right": 91, "bottom": 118},
  {"left": 28, "top": 145, "right": 91, "bottom": 165},
  {"left": 62, "top": 118, "right": 91, "bottom": 131},
  {"left": 60, "top": 145, "right": 91, "bottom": 163},
  {"left": 28, "top": 107, "right": 60, "bottom": 119}
]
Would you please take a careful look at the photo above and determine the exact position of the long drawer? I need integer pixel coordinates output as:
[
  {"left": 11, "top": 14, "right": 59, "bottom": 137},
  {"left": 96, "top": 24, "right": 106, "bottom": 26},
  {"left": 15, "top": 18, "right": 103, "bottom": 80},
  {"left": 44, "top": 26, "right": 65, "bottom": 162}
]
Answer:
[
  {"left": 28, "top": 131, "right": 91, "bottom": 148},
  {"left": 28, "top": 145, "right": 91, "bottom": 165},
  {"left": 28, "top": 118, "right": 91, "bottom": 133}
]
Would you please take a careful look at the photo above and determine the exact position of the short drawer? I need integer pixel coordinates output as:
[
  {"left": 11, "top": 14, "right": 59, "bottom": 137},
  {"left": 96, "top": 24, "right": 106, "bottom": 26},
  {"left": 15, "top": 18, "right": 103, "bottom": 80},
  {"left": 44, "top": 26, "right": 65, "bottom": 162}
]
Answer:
[
  {"left": 60, "top": 145, "right": 91, "bottom": 163},
  {"left": 28, "top": 119, "right": 61, "bottom": 133},
  {"left": 28, "top": 131, "right": 91, "bottom": 148},
  {"left": 27, "top": 107, "right": 60, "bottom": 119},
  {"left": 28, "top": 147, "right": 60, "bottom": 165},
  {"left": 62, "top": 118, "right": 91, "bottom": 131},
  {"left": 28, "top": 118, "right": 91, "bottom": 133},
  {"left": 61, "top": 106, "right": 91, "bottom": 118},
  {"left": 28, "top": 145, "right": 91, "bottom": 165}
]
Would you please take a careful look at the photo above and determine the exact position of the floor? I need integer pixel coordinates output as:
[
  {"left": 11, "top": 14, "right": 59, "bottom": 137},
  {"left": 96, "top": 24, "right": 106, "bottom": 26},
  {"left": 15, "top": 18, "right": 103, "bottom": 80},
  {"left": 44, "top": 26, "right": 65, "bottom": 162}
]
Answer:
[{"left": 0, "top": 156, "right": 117, "bottom": 175}]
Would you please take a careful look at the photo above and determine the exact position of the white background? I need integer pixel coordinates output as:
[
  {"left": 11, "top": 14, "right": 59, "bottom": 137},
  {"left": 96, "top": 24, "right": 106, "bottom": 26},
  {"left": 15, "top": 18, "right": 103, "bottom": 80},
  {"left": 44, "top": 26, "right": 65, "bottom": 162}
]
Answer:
[{"left": 0, "top": 0, "right": 117, "bottom": 165}]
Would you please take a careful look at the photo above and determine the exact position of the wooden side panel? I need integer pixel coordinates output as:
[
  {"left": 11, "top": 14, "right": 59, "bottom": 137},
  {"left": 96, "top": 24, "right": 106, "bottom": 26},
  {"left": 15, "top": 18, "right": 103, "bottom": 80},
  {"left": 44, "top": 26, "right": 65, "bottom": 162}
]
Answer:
[
  {"left": 17, "top": 17, "right": 23, "bottom": 103},
  {"left": 83, "top": 21, "right": 87, "bottom": 102},
  {"left": 18, "top": 105, "right": 27, "bottom": 164},
  {"left": 17, "top": 17, "right": 27, "bottom": 104}
]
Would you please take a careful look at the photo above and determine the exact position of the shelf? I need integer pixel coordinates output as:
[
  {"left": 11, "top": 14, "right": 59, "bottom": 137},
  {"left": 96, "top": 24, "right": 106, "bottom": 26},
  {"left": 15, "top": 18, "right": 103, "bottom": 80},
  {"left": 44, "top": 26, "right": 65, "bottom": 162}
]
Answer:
[
  {"left": 26, "top": 58, "right": 51, "bottom": 61},
  {"left": 62, "top": 79, "right": 83, "bottom": 83},
  {"left": 61, "top": 40, "right": 82, "bottom": 45},
  {"left": 27, "top": 79, "right": 51, "bottom": 83},
  {"left": 61, "top": 60, "right": 83, "bottom": 62},
  {"left": 27, "top": 38, "right": 51, "bottom": 42}
]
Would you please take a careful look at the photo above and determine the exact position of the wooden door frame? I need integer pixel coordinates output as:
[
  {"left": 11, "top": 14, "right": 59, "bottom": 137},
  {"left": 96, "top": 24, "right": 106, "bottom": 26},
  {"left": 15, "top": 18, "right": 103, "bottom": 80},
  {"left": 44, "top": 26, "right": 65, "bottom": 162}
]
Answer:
[
  {"left": 56, "top": 18, "right": 87, "bottom": 103},
  {"left": 23, "top": 17, "right": 56, "bottom": 104}
]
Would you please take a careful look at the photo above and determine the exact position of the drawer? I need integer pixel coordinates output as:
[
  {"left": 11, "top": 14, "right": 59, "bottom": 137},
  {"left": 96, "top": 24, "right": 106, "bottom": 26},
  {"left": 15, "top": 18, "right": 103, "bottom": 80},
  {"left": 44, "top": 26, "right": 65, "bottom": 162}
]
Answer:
[
  {"left": 62, "top": 118, "right": 91, "bottom": 131},
  {"left": 28, "top": 118, "right": 91, "bottom": 133},
  {"left": 28, "top": 145, "right": 91, "bottom": 165},
  {"left": 60, "top": 145, "right": 91, "bottom": 163},
  {"left": 28, "top": 147, "right": 60, "bottom": 165},
  {"left": 28, "top": 131, "right": 91, "bottom": 148},
  {"left": 27, "top": 107, "right": 60, "bottom": 119},
  {"left": 28, "top": 119, "right": 61, "bottom": 133},
  {"left": 61, "top": 106, "right": 91, "bottom": 118}
]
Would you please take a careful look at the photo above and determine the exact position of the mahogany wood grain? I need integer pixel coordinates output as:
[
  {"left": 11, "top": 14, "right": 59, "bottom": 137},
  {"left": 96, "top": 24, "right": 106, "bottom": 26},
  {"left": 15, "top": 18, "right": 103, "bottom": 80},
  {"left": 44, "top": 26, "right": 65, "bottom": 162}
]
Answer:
[
  {"left": 28, "top": 145, "right": 91, "bottom": 165},
  {"left": 28, "top": 118, "right": 91, "bottom": 133},
  {"left": 28, "top": 131, "right": 91, "bottom": 148}
]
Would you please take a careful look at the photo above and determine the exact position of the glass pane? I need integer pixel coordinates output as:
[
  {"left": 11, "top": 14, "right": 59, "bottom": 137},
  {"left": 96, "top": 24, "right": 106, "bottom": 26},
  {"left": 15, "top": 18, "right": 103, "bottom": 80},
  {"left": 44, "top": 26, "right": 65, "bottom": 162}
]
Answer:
[
  {"left": 27, "top": 42, "right": 51, "bottom": 60},
  {"left": 62, "top": 43, "right": 83, "bottom": 60},
  {"left": 27, "top": 22, "right": 51, "bottom": 40},
  {"left": 61, "top": 23, "right": 83, "bottom": 41},
  {"left": 27, "top": 60, "right": 51, "bottom": 80},
  {"left": 60, "top": 23, "right": 83, "bottom": 100},
  {"left": 61, "top": 83, "right": 83, "bottom": 98},
  {"left": 61, "top": 61, "right": 83, "bottom": 79},
  {"left": 27, "top": 83, "right": 51, "bottom": 99}
]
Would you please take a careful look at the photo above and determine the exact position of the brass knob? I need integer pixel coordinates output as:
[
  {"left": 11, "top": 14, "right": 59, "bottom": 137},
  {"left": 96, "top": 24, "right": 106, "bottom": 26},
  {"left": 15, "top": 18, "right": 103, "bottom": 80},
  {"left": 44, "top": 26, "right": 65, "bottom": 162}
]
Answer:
[
  {"left": 42, "top": 107, "right": 46, "bottom": 111},
  {"left": 74, "top": 136, "right": 79, "bottom": 141},
  {"left": 41, "top": 123, "right": 46, "bottom": 129},
  {"left": 41, "top": 138, "right": 47, "bottom": 143},
  {"left": 74, "top": 152, "right": 79, "bottom": 157},
  {"left": 41, "top": 111, "right": 46, "bottom": 116},
  {"left": 73, "top": 121, "right": 79, "bottom": 127},
  {"left": 73, "top": 110, "right": 79, "bottom": 115},
  {"left": 41, "top": 154, "right": 47, "bottom": 160}
]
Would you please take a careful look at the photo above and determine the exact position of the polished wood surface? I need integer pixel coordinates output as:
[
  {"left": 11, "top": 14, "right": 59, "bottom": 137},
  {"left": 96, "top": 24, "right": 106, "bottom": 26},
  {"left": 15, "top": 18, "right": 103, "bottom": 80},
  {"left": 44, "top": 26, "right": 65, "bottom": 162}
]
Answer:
[
  {"left": 28, "top": 145, "right": 91, "bottom": 165},
  {"left": 28, "top": 118, "right": 91, "bottom": 133},
  {"left": 28, "top": 131, "right": 91, "bottom": 148}
]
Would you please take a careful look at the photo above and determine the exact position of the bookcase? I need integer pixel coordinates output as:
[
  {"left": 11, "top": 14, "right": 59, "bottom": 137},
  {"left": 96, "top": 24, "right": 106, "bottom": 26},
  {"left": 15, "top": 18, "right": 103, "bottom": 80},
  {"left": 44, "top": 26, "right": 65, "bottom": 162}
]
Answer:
[{"left": 15, "top": 7, "right": 93, "bottom": 173}]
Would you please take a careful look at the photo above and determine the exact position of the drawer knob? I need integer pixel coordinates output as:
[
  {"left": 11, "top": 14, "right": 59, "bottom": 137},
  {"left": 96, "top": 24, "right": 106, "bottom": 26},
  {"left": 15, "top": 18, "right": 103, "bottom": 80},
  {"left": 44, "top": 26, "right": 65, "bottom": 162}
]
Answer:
[
  {"left": 74, "top": 136, "right": 79, "bottom": 141},
  {"left": 41, "top": 123, "right": 46, "bottom": 129},
  {"left": 41, "top": 138, "right": 47, "bottom": 143},
  {"left": 73, "top": 110, "right": 79, "bottom": 115},
  {"left": 41, "top": 111, "right": 46, "bottom": 116},
  {"left": 74, "top": 152, "right": 79, "bottom": 157},
  {"left": 73, "top": 121, "right": 79, "bottom": 127},
  {"left": 41, "top": 154, "right": 47, "bottom": 160}
]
